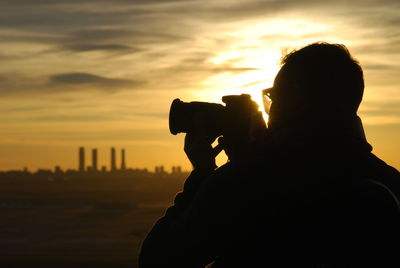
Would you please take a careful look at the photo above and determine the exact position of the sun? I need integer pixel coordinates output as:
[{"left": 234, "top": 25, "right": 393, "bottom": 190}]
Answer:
[
  {"left": 197, "top": 49, "right": 281, "bottom": 124},
  {"left": 193, "top": 17, "right": 333, "bottom": 122}
]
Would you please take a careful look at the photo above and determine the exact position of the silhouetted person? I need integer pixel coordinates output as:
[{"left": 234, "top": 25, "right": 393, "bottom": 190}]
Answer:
[{"left": 139, "top": 42, "right": 400, "bottom": 268}]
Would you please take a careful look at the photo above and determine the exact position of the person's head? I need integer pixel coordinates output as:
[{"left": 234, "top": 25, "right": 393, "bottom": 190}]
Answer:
[{"left": 266, "top": 42, "right": 364, "bottom": 133}]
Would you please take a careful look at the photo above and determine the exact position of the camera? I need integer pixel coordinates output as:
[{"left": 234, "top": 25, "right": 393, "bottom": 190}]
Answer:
[{"left": 169, "top": 94, "right": 263, "bottom": 139}]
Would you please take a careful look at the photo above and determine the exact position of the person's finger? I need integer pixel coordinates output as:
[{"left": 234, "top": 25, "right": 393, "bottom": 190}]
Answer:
[
  {"left": 212, "top": 142, "right": 224, "bottom": 158},
  {"left": 205, "top": 135, "right": 217, "bottom": 145},
  {"left": 217, "top": 136, "right": 225, "bottom": 147}
]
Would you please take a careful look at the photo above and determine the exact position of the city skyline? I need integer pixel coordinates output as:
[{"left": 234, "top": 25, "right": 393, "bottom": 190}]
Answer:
[{"left": 1, "top": 146, "right": 185, "bottom": 174}]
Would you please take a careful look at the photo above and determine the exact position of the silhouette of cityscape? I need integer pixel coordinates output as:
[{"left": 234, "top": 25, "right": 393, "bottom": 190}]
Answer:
[
  {"left": 78, "top": 147, "right": 131, "bottom": 173},
  {"left": 0, "top": 148, "right": 187, "bottom": 267},
  {"left": 0, "top": 147, "right": 185, "bottom": 180}
]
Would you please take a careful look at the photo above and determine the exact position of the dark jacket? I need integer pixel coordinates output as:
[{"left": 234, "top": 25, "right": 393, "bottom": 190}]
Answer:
[{"left": 139, "top": 138, "right": 400, "bottom": 268}]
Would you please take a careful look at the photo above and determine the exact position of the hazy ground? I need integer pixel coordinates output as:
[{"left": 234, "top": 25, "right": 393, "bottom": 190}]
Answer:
[{"left": 0, "top": 173, "right": 186, "bottom": 267}]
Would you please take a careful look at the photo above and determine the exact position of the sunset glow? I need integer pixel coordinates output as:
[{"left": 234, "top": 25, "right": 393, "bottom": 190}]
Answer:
[{"left": 1, "top": 0, "right": 399, "bottom": 171}]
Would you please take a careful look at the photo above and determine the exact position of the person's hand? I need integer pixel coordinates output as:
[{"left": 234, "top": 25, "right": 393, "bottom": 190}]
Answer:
[{"left": 184, "top": 114, "right": 223, "bottom": 171}]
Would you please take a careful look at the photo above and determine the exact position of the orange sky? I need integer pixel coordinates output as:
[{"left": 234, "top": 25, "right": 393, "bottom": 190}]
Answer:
[{"left": 0, "top": 0, "right": 399, "bottom": 172}]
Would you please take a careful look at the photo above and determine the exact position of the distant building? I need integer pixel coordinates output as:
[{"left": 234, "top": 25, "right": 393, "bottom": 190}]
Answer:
[
  {"left": 36, "top": 169, "right": 52, "bottom": 177},
  {"left": 111, "top": 147, "right": 116, "bottom": 171},
  {"left": 54, "top": 166, "right": 62, "bottom": 173},
  {"left": 92, "top": 148, "right": 98, "bottom": 171},
  {"left": 155, "top": 165, "right": 165, "bottom": 174},
  {"left": 79, "top": 147, "right": 85, "bottom": 172},
  {"left": 172, "top": 166, "right": 182, "bottom": 174},
  {"left": 121, "top": 149, "right": 126, "bottom": 171}
]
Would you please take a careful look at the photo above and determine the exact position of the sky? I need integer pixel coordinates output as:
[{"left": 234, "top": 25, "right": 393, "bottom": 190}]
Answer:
[{"left": 0, "top": 0, "right": 399, "bottom": 172}]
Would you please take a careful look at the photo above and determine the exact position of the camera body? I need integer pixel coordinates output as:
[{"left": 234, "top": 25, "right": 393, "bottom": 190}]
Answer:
[{"left": 169, "top": 94, "right": 263, "bottom": 139}]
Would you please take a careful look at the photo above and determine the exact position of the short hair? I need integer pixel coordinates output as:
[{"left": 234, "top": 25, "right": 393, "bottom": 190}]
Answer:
[{"left": 281, "top": 42, "right": 364, "bottom": 114}]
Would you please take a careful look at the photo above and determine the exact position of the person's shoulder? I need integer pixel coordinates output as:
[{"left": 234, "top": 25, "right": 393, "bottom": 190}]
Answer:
[
  {"left": 360, "top": 152, "right": 400, "bottom": 190},
  {"left": 343, "top": 153, "right": 400, "bottom": 220},
  {"left": 366, "top": 152, "right": 399, "bottom": 176}
]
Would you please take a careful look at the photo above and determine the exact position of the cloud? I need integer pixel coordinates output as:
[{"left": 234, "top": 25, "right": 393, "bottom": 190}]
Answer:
[
  {"left": 0, "top": 0, "right": 188, "bottom": 7},
  {"left": 2, "top": 0, "right": 398, "bottom": 63},
  {"left": 359, "top": 100, "right": 400, "bottom": 125},
  {"left": 61, "top": 43, "right": 136, "bottom": 52},
  {"left": 68, "top": 29, "right": 186, "bottom": 44},
  {"left": 0, "top": 27, "right": 186, "bottom": 58},
  {"left": 49, "top": 72, "right": 143, "bottom": 88},
  {"left": 1, "top": 0, "right": 399, "bottom": 33},
  {"left": 136, "top": 54, "right": 263, "bottom": 91},
  {"left": 211, "top": 67, "right": 260, "bottom": 73},
  {"left": 0, "top": 72, "right": 145, "bottom": 96},
  {"left": 362, "top": 115, "right": 400, "bottom": 126},
  {"left": 361, "top": 101, "right": 400, "bottom": 116},
  {"left": 353, "top": 40, "right": 400, "bottom": 55},
  {"left": 133, "top": 112, "right": 167, "bottom": 119},
  {"left": 24, "top": 114, "right": 120, "bottom": 123},
  {"left": 363, "top": 64, "right": 398, "bottom": 71},
  {"left": 1, "top": 0, "right": 399, "bottom": 94}
]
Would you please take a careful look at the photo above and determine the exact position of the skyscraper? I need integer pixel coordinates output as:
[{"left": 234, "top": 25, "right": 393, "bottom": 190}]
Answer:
[
  {"left": 79, "top": 147, "right": 85, "bottom": 172},
  {"left": 92, "top": 148, "right": 98, "bottom": 171},
  {"left": 111, "top": 147, "right": 116, "bottom": 171},
  {"left": 121, "top": 149, "right": 126, "bottom": 171}
]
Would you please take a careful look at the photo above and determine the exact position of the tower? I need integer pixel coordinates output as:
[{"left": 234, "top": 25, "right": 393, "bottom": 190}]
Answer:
[
  {"left": 111, "top": 147, "right": 116, "bottom": 171},
  {"left": 79, "top": 147, "right": 85, "bottom": 172},
  {"left": 92, "top": 148, "right": 98, "bottom": 171},
  {"left": 121, "top": 149, "right": 126, "bottom": 171}
]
